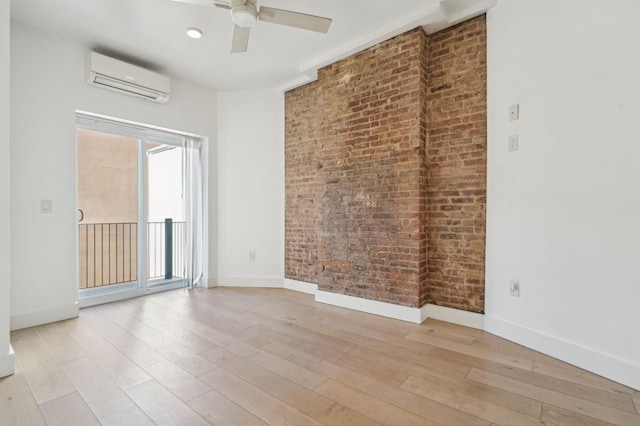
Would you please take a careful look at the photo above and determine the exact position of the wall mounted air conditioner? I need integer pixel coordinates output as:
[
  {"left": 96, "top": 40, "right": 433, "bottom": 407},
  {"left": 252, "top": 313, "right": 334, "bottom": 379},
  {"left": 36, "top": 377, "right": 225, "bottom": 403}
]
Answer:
[{"left": 86, "top": 52, "right": 171, "bottom": 104}]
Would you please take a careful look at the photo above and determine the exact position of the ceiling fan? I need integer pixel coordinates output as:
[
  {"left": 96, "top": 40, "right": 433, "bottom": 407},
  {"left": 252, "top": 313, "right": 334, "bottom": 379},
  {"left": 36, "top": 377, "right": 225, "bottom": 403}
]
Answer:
[{"left": 172, "top": 0, "right": 332, "bottom": 53}]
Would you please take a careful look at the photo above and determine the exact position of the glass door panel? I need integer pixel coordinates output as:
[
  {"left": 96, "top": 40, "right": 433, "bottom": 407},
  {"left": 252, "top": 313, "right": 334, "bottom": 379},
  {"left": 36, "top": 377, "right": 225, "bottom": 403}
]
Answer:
[
  {"left": 146, "top": 141, "right": 186, "bottom": 287},
  {"left": 77, "top": 129, "right": 139, "bottom": 293}
]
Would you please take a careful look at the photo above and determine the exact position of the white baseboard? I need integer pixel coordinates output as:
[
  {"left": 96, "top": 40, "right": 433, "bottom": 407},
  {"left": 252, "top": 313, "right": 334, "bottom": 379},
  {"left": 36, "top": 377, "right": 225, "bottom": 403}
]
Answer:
[
  {"left": 217, "top": 275, "right": 284, "bottom": 288},
  {"left": 10, "top": 302, "right": 79, "bottom": 331},
  {"left": 425, "top": 304, "right": 484, "bottom": 330},
  {"left": 285, "top": 284, "right": 483, "bottom": 328},
  {"left": 283, "top": 279, "right": 317, "bottom": 295},
  {"left": 485, "top": 315, "right": 640, "bottom": 391},
  {"left": 315, "top": 290, "right": 426, "bottom": 324},
  {"left": 205, "top": 278, "right": 218, "bottom": 288},
  {"left": 0, "top": 345, "right": 14, "bottom": 378}
]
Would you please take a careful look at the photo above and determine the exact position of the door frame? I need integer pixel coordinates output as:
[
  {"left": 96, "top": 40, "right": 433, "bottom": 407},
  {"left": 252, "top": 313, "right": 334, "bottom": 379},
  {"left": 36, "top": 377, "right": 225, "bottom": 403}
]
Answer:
[{"left": 75, "top": 111, "right": 203, "bottom": 308}]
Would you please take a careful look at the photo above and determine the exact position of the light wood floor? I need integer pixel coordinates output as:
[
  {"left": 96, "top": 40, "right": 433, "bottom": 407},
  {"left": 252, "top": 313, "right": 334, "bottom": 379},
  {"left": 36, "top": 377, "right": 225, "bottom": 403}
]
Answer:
[{"left": 1, "top": 288, "right": 639, "bottom": 426}]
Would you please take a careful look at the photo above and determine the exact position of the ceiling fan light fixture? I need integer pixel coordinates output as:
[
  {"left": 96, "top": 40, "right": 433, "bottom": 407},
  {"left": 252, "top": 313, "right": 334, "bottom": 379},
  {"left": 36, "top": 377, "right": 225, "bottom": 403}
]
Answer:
[
  {"left": 186, "top": 27, "right": 203, "bottom": 39},
  {"left": 231, "top": 7, "right": 257, "bottom": 28}
]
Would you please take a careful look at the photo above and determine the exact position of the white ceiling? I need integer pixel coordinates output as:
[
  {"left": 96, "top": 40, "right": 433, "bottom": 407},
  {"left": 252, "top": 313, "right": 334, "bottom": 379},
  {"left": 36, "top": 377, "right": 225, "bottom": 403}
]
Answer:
[{"left": 10, "top": 0, "right": 495, "bottom": 91}]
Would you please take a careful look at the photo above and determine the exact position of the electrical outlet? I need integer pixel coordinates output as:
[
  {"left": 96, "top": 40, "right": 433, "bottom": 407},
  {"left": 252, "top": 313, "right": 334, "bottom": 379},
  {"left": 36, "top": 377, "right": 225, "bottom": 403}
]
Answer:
[
  {"left": 249, "top": 251, "right": 256, "bottom": 261},
  {"left": 40, "top": 199, "right": 53, "bottom": 213},
  {"left": 508, "top": 135, "right": 519, "bottom": 152},
  {"left": 509, "top": 280, "right": 520, "bottom": 297}
]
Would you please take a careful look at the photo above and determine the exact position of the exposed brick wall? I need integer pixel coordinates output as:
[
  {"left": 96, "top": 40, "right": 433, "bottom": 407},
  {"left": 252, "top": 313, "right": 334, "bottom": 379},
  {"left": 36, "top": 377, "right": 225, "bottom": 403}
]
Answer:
[
  {"left": 286, "top": 28, "right": 428, "bottom": 307},
  {"left": 426, "top": 16, "right": 487, "bottom": 313},
  {"left": 284, "top": 82, "right": 322, "bottom": 284},
  {"left": 285, "top": 16, "right": 487, "bottom": 313}
]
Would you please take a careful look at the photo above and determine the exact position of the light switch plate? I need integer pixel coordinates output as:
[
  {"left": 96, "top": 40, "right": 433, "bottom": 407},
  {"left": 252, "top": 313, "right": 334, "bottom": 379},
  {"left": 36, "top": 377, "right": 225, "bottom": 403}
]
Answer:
[
  {"left": 509, "top": 280, "right": 520, "bottom": 297},
  {"left": 509, "top": 104, "right": 519, "bottom": 121}
]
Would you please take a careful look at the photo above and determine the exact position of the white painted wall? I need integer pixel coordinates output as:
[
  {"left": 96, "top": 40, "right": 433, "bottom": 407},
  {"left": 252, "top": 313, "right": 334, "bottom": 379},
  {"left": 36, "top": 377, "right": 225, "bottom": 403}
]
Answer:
[
  {"left": 0, "top": 0, "right": 15, "bottom": 377},
  {"left": 216, "top": 90, "right": 284, "bottom": 287},
  {"left": 486, "top": 0, "right": 640, "bottom": 389},
  {"left": 10, "top": 25, "right": 217, "bottom": 329}
]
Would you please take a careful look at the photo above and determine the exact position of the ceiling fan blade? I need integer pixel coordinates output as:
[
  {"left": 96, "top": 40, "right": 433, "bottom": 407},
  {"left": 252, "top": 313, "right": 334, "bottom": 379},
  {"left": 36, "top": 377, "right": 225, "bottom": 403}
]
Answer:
[
  {"left": 213, "top": 1, "right": 231, "bottom": 10},
  {"left": 258, "top": 7, "right": 332, "bottom": 33},
  {"left": 231, "top": 25, "right": 251, "bottom": 53},
  {"left": 169, "top": 0, "right": 227, "bottom": 7}
]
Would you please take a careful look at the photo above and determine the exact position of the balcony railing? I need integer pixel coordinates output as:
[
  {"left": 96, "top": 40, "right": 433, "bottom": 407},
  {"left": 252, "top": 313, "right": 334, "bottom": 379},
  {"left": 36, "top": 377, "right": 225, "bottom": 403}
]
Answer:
[
  {"left": 78, "top": 220, "right": 185, "bottom": 290},
  {"left": 148, "top": 220, "right": 186, "bottom": 281}
]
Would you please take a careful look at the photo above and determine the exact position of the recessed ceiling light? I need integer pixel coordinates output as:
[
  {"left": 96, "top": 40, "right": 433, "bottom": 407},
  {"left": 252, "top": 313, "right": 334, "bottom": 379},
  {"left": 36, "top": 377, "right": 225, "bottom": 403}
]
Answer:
[{"left": 186, "top": 28, "right": 203, "bottom": 39}]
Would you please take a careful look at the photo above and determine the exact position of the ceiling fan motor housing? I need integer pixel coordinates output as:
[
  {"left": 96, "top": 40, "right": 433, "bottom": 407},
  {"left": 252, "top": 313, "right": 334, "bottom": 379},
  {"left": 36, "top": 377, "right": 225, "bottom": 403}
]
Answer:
[{"left": 230, "top": 0, "right": 258, "bottom": 28}]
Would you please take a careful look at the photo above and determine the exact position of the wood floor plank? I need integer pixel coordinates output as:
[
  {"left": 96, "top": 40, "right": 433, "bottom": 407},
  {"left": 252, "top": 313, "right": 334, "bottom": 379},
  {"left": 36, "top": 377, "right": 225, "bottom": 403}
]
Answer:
[
  {"left": 60, "top": 356, "right": 154, "bottom": 425},
  {"left": 200, "top": 288, "right": 315, "bottom": 325},
  {"left": 80, "top": 308, "right": 166, "bottom": 368},
  {"left": 254, "top": 323, "right": 410, "bottom": 387},
  {"left": 135, "top": 302, "right": 264, "bottom": 358},
  {"left": 372, "top": 346, "right": 542, "bottom": 419},
  {"left": 472, "top": 336, "right": 571, "bottom": 368},
  {"left": 188, "top": 389, "right": 269, "bottom": 426},
  {"left": 331, "top": 329, "right": 458, "bottom": 381},
  {"left": 401, "top": 375, "right": 543, "bottom": 425},
  {"left": 423, "top": 318, "right": 484, "bottom": 338},
  {"left": 143, "top": 359, "right": 211, "bottom": 402},
  {"left": 38, "top": 391, "right": 100, "bottom": 426},
  {"left": 145, "top": 299, "right": 274, "bottom": 350},
  {"left": 327, "top": 317, "right": 438, "bottom": 354},
  {"left": 288, "top": 306, "right": 435, "bottom": 355},
  {"left": 93, "top": 303, "right": 147, "bottom": 331},
  {"left": 58, "top": 320, "right": 152, "bottom": 390},
  {"left": 0, "top": 361, "right": 46, "bottom": 426},
  {"left": 244, "top": 312, "right": 356, "bottom": 354},
  {"left": 430, "top": 347, "right": 636, "bottom": 413},
  {"left": 453, "top": 380, "right": 542, "bottom": 419},
  {"left": 343, "top": 309, "right": 422, "bottom": 337},
  {"left": 262, "top": 339, "right": 490, "bottom": 426},
  {"left": 343, "top": 344, "right": 417, "bottom": 386},
  {"left": 165, "top": 288, "right": 254, "bottom": 319},
  {"left": 409, "top": 321, "right": 478, "bottom": 345},
  {"left": 406, "top": 330, "right": 534, "bottom": 371},
  {"left": 541, "top": 404, "right": 616, "bottom": 426},
  {"left": 139, "top": 313, "right": 218, "bottom": 354},
  {"left": 315, "top": 379, "right": 436, "bottom": 426},
  {"left": 429, "top": 346, "right": 527, "bottom": 373},
  {"left": 108, "top": 297, "right": 159, "bottom": 320},
  {"left": 202, "top": 345, "right": 380, "bottom": 425},
  {"left": 128, "top": 325, "right": 217, "bottom": 377},
  {"left": 153, "top": 290, "right": 262, "bottom": 330},
  {"left": 467, "top": 368, "right": 640, "bottom": 425},
  {"left": 231, "top": 288, "right": 317, "bottom": 319},
  {"left": 524, "top": 369, "right": 636, "bottom": 413},
  {"left": 9, "top": 329, "right": 76, "bottom": 404},
  {"left": 33, "top": 322, "right": 86, "bottom": 364},
  {"left": 199, "top": 367, "right": 325, "bottom": 426},
  {"left": 177, "top": 316, "right": 262, "bottom": 358},
  {"left": 533, "top": 361, "right": 639, "bottom": 397},
  {"left": 247, "top": 349, "right": 328, "bottom": 390},
  {"left": 126, "top": 379, "right": 210, "bottom": 425}
]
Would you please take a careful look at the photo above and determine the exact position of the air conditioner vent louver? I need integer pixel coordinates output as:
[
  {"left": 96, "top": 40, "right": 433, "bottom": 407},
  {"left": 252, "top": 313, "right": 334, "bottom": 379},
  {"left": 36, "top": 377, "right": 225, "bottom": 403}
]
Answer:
[{"left": 86, "top": 52, "right": 171, "bottom": 104}]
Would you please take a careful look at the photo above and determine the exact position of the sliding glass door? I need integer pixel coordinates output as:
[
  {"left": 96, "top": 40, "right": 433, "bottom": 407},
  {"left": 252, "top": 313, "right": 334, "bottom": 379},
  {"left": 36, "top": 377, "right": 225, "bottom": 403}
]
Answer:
[{"left": 76, "top": 112, "right": 203, "bottom": 306}]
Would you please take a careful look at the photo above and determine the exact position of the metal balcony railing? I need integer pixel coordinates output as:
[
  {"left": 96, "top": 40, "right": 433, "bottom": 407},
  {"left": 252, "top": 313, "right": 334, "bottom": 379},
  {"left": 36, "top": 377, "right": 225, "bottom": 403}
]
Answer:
[
  {"left": 147, "top": 220, "right": 186, "bottom": 281},
  {"left": 78, "top": 220, "right": 185, "bottom": 290}
]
